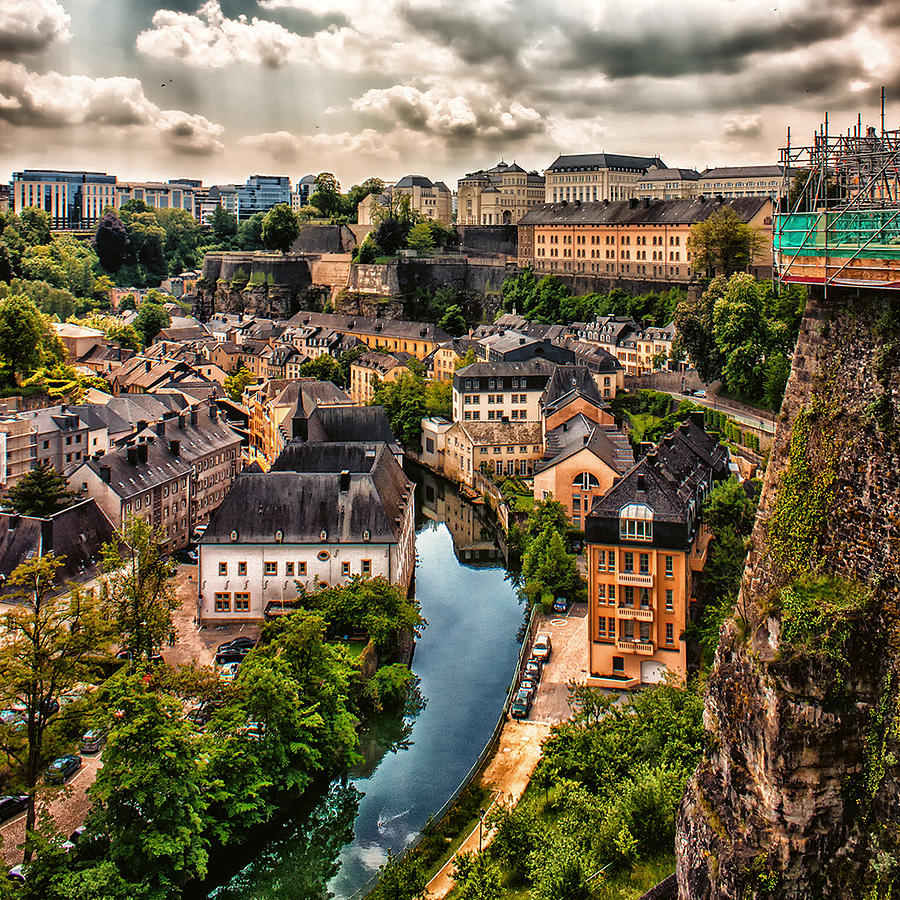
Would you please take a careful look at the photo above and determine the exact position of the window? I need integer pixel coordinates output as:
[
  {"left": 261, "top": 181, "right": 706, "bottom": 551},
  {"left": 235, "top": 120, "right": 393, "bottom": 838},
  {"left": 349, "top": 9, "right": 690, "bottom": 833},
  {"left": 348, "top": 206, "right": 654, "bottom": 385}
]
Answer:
[
  {"left": 234, "top": 592, "right": 250, "bottom": 612},
  {"left": 218, "top": 562, "right": 227, "bottom": 576},
  {"left": 341, "top": 561, "right": 350, "bottom": 576},
  {"left": 362, "top": 559, "right": 371, "bottom": 575},
  {"left": 619, "top": 503, "right": 654, "bottom": 541},
  {"left": 597, "top": 550, "right": 606, "bottom": 571},
  {"left": 298, "top": 561, "right": 307, "bottom": 576},
  {"left": 598, "top": 617, "right": 606, "bottom": 636},
  {"left": 214, "top": 592, "right": 231, "bottom": 612},
  {"left": 285, "top": 562, "right": 294, "bottom": 576},
  {"left": 624, "top": 621, "right": 635, "bottom": 641},
  {"left": 598, "top": 583, "right": 606, "bottom": 600},
  {"left": 624, "top": 585, "right": 634, "bottom": 607},
  {"left": 238, "top": 561, "right": 247, "bottom": 576},
  {"left": 624, "top": 552, "right": 634, "bottom": 573},
  {"left": 639, "top": 587, "right": 650, "bottom": 608},
  {"left": 264, "top": 561, "right": 277, "bottom": 576},
  {"left": 666, "top": 589, "right": 674, "bottom": 612},
  {"left": 608, "top": 553, "right": 615, "bottom": 572},
  {"left": 639, "top": 553, "right": 649, "bottom": 575},
  {"left": 612, "top": 656, "right": 625, "bottom": 672},
  {"left": 665, "top": 555, "right": 674, "bottom": 577},
  {"left": 573, "top": 472, "right": 600, "bottom": 491},
  {"left": 666, "top": 622, "right": 674, "bottom": 644},
  {"left": 608, "top": 584, "right": 616, "bottom": 604}
]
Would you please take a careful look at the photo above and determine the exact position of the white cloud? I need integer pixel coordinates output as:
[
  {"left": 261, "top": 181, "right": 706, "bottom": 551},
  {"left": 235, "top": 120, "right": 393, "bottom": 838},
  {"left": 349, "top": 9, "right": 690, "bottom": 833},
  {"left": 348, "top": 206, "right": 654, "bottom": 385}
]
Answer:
[
  {"left": 721, "top": 113, "right": 763, "bottom": 139},
  {"left": 240, "top": 128, "right": 399, "bottom": 166},
  {"left": 0, "top": 62, "right": 224, "bottom": 155},
  {"left": 0, "top": 0, "right": 71, "bottom": 55}
]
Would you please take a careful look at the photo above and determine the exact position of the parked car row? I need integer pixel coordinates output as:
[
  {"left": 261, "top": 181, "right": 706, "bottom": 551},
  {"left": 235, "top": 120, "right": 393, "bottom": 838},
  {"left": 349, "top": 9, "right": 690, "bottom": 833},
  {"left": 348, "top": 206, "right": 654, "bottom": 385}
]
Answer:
[
  {"left": 215, "top": 635, "right": 256, "bottom": 665},
  {"left": 511, "top": 634, "right": 553, "bottom": 720}
]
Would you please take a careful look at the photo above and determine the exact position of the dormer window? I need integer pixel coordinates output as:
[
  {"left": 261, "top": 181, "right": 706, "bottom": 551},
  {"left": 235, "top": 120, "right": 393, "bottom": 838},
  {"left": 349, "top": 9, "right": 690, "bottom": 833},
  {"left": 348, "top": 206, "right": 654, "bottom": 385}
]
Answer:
[{"left": 619, "top": 503, "right": 654, "bottom": 541}]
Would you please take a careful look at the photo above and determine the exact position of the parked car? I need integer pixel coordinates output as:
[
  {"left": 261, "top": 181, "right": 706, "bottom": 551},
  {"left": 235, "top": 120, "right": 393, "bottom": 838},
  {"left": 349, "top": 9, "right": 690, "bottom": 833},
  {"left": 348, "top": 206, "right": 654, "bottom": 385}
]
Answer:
[
  {"left": 174, "top": 548, "right": 198, "bottom": 565},
  {"left": 44, "top": 755, "right": 82, "bottom": 785},
  {"left": 7, "top": 863, "right": 26, "bottom": 882},
  {"left": 216, "top": 636, "right": 256, "bottom": 655},
  {"left": 523, "top": 660, "right": 542, "bottom": 683},
  {"left": 510, "top": 689, "right": 532, "bottom": 719},
  {"left": 552, "top": 595, "right": 569, "bottom": 613},
  {"left": 532, "top": 633, "right": 552, "bottom": 662},
  {"left": 219, "top": 662, "right": 240, "bottom": 682},
  {"left": 693, "top": 389, "right": 707, "bottom": 398},
  {"left": 80, "top": 729, "right": 107, "bottom": 754},
  {"left": 0, "top": 795, "right": 28, "bottom": 824},
  {"left": 518, "top": 677, "right": 537, "bottom": 700}
]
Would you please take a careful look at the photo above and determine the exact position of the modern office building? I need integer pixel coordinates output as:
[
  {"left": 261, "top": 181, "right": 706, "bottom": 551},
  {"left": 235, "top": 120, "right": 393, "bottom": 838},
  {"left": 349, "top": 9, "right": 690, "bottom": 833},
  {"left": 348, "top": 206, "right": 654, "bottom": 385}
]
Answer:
[
  {"left": 235, "top": 175, "right": 292, "bottom": 221},
  {"left": 11, "top": 169, "right": 117, "bottom": 228}
]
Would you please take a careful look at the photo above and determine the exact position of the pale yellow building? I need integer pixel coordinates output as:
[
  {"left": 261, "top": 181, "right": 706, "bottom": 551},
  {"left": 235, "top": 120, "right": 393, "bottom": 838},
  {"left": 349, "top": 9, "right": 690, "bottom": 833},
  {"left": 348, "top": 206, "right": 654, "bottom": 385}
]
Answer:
[
  {"left": 349, "top": 351, "right": 414, "bottom": 404},
  {"left": 636, "top": 167, "right": 701, "bottom": 201},
  {"left": 544, "top": 153, "right": 666, "bottom": 204},
  {"left": 457, "top": 162, "right": 545, "bottom": 226},
  {"left": 358, "top": 176, "right": 452, "bottom": 226}
]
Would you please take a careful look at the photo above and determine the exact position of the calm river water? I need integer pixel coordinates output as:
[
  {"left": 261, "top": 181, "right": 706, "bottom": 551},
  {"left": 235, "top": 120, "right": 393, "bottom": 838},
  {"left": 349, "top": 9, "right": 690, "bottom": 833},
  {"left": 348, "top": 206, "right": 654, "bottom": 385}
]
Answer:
[{"left": 205, "top": 467, "right": 524, "bottom": 899}]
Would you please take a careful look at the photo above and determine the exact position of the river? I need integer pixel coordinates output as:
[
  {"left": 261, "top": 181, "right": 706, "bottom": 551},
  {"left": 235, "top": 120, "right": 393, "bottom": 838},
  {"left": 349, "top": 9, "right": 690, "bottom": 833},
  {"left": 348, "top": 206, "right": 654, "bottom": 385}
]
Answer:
[{"left": 206, "top": 467, "right": 525, "bottom": 899}]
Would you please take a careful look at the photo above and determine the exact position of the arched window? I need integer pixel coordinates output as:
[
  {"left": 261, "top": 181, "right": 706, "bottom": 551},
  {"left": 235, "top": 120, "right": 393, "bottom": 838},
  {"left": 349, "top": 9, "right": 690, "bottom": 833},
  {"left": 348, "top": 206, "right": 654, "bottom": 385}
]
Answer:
[
  {"left": 619, "top": 503, "right": 654, "bottom": 541},
  {"left": 572, "top": 472, "right": 600, "bottom": 491}
]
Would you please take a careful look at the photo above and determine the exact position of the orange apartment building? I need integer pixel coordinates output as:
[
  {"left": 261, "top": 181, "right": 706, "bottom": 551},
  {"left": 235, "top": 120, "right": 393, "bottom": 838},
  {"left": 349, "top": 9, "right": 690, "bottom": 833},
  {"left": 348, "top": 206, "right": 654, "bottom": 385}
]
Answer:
[
  {"left": 349, "top": 351, "right": 415, "bottom": 404},
  {"left": 518, "top": 196, "right": 774, "bottom": 282},
  {"left": 584, "top": 415, "right": 730, "bottom": 688}
]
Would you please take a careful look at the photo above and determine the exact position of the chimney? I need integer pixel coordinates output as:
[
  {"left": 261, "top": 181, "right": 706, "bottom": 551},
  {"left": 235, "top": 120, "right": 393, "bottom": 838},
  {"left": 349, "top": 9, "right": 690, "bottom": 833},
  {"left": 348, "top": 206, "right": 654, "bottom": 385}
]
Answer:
[
  {"left": 169, "top": 439, "right": 181, "bottom": 457},
  {"left": 190, "top": 408, "right": 198, "bottom": 426},
  {"left": 582, "top": 434, "right": 589, "bottom": 445},
  {"left": 126, "top": 446, "right": 139, "bottom": 466},
  {"left": 178, "top": 413, "right": 186, "bottom": 430},
  {"left": 137, "top": 420, "right": 147, "bottom": 433},
  {"left": 138, "top": 443, "right": 149, "bottom": 464},
  {"left": 519, "top": 337, "right": 525, "bottom": 345},
  {"left": 99, "top": 464, "right": 111, "bottom": 483},
  {"left": 636, "top": 472, "right": 645, "bottom": 491},
  {"left": 40, "top": 519, "right": 53, "bottom": 554},
  {"left": 642, "top": 198, "right": 651, "bottom": 208},
  {"left": 640, "top": 441, "right": 654, "bottom": 456},
  {"left": 629, "top": 198, "right": 639, "bottom": 209},
  {"left": 339, "top": 470, "right": 351, "bottom": 492},
  {"left": 155, "top": 421, "right": 166, "bottom": 436},
  {"left": 8, "top": 514, "right": 20, "bottom": 530},
  {"left": 209, "top": 406, "right": 218, "bottom": 421},
  {"left": 144, "top": 360, "right": 151, "bottom": 372}
]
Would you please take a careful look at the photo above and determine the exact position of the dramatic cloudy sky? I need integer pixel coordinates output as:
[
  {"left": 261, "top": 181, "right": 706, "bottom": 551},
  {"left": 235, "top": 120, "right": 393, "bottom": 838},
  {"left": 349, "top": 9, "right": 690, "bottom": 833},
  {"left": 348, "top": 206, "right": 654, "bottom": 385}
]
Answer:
[{"left": 1, "top": 0, "right": 899, "bottom": 188}]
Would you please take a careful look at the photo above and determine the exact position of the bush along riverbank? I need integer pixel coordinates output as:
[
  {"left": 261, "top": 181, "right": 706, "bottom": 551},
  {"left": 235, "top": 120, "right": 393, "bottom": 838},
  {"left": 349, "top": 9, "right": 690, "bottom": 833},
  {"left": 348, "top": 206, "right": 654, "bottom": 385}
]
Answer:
[{"left": 11, "top": 579, "right": 424, "bottom": 900}]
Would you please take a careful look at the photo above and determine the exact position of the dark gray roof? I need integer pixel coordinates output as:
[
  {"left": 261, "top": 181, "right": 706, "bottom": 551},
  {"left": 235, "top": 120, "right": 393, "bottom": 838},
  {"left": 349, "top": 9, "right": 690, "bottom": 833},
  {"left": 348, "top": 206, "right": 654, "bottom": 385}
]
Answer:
[
  {"left": 537, "top": 416, "right": 634, "bottom": 474},
  {"left": 518, "top": 196, "right": 770, "bottom": 227},
  {"left": 202, "top": 442, "right": 411, "bottom": 545},
  {"left": 588, "top": 418, "right": 728, "bottom": 525},
  {"left": 541, "top": 365, "right": 604, "bottom": 412},
  {"left": 546, "top": 153, "right": 666, "bottom": 172},
  {"left": 0, "top": 499, "right": 118, "bottom": 595},
  {"left": 455, "top": 358, "right": 557, "bottom": 379},
  {"left": 306, "top": 405, "right": 398, "bottom": 446},
  {"left": 700, "top": 165, "right": 796, "bottom": 180},
  {"left": 394, "top": 175, "right": 436, "bottom": 189},
  {"left": 638, "top": 167, "right": 701, "bottom": 182},
  {"left": 270, "top": 441, "right": 386, "bottom": 473},
  {"left": 286, "top": 311, "right": 450, "bottom": 343}
]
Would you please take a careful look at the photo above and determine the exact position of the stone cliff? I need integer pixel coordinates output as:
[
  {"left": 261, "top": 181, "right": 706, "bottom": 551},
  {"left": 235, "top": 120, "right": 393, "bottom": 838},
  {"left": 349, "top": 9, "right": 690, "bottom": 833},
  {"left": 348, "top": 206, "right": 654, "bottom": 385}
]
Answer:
[{"left": 677, "top": 286, "right": 900, "bottom": 899}]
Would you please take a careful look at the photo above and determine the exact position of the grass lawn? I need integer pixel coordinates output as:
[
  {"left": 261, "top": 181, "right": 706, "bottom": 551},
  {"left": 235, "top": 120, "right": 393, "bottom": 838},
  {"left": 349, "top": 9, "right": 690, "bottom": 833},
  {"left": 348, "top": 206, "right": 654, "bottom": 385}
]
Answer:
[{"left": 513, "top": 494, "right": 535, "bottom": 513}]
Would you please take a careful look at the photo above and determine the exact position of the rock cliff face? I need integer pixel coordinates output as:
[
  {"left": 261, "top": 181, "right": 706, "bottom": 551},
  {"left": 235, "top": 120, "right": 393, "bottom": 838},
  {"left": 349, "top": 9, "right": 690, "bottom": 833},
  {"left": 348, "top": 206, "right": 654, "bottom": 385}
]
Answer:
[{"left": 677, "top": 286, "right": 900, "bottom": 899}]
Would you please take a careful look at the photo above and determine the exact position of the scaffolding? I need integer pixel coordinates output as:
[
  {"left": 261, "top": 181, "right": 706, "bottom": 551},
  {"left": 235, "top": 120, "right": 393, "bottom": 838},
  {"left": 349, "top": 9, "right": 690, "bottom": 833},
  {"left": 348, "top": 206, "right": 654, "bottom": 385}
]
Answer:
[{"left": 774, "top": 94, "right": 900, "bottom": 291}]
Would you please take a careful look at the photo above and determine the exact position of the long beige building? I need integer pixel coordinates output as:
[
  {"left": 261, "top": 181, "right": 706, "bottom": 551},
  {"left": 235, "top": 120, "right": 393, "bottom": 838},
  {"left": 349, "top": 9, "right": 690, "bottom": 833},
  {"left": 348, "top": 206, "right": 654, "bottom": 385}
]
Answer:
[
  {"left": 457, "top": 162, "right": 545, "bottom": 225},
  {"left": 544, "top": 153, "right": 666, "bottom": 204},
  {"left": 358, "top": 175, "right": 452, "bottom": 225}
]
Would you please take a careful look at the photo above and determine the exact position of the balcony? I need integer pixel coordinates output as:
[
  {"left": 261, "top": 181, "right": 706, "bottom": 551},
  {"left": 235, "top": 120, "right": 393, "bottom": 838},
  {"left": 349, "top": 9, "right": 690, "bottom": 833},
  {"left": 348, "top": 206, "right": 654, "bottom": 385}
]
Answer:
[
  {"left": 616, "top": 571, "right": 653, "bottom": 587},
  {"left": 616, "top": 606, "right": 654, "bottom": 622},
  {"left": 616, "top": 639, "right": 655, "bottom": 655}
]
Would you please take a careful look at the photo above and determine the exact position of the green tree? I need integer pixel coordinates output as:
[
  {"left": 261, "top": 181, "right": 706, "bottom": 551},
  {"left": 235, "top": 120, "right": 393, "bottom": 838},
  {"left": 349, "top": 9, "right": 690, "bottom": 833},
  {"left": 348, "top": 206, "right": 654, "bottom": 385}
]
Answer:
[
  {"left": 762, "top": 352, "right": 791, "bottom": 411},
  {"left": 133, "top": 299, "right": 171, "bottom": 346},
  {"left": 224, "top": 365, "right": 257, "bottom": 401},
  {"left": 297, "top": 354, "right": 345, "bottom": 386},
  {"left": 345, "top": 178, "right": 385, "bottom": 220},
  {"left": 155, "top": 207, "right": 203, "bottom": 273},
  {"left": 369, "top": 849, "right": 428, "bottom": 900},
  {"left": 372, "top": 369, "right": 427, "bottom": 445},
  {"left": 453, "top": 852, "right": 503, "bottom": 900},
  {"left": 87, "top": 676, "right": 208, "bottom": 895},
  {"left": 0, "top": 555, "right": 109, "bottom": 860},
  {"left": 0, "top": 293, "right": 48, "bottom": 386},
  {"left": 103, "top": 322, "right": 142, "bottom": 351},
  {"left": 688, "top": 207, "right": 764, "bottom": 277},
  {"left": 261, "top": 203, "right": 300, "bottom": 253},
  {"left": 424, "top": 378, "right": 451, "bottom": 418},
  {"left": 236, "top": 212, "right": 267, "bottom": 251},
  {"left": 100, "top": 517, "right": 178, "bottom": 663},
  {"left": 406, "top": 223, "right": 435, "bottom": 255},
  {"left": 210, "top": 205, "right": 238, "bottom": 243},
  {"left": 673, "top": 277, "right": 727, "bottom": 383},
  {"left": 310, "top": 173, "right": 344, "bottom": 218},
  {"left": 438, "top": 304, "right": 467, "bottom": 337},
  {"left": 712, "top": 273, "right": 770, "bottom": 400},
  {"left": 93, "top": 211, "right": 130, "bottom": 275},
  {"left": 4, "top": 464, "right": 74, "bottom": 516},
  {"left": 521, "top": 526, "right": 584, "bottom": 606},
  {"left": 19, "top": 207, "right": 51, "bottom": 246}
]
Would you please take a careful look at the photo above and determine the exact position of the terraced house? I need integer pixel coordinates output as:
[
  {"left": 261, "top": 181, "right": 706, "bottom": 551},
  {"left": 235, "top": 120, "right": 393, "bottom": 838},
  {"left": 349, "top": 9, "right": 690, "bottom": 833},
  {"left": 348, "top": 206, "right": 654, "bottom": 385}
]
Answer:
[{"left": 584, "top": 415, "right": 729, "bottom": 689}]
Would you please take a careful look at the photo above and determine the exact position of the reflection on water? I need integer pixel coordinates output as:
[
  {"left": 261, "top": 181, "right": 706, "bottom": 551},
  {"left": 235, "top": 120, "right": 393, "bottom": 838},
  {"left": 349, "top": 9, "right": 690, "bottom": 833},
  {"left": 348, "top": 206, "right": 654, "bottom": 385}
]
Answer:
[{"left": 207, "top": 465, "right": 523, "bottom": 900}]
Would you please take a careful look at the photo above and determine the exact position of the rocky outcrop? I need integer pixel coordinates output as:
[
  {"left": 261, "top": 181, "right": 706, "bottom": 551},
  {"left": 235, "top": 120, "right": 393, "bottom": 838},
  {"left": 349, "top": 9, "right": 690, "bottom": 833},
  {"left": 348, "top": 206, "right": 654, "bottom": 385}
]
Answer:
[{"left": 677, "top": 286, "right": 900, "bottom": 899}]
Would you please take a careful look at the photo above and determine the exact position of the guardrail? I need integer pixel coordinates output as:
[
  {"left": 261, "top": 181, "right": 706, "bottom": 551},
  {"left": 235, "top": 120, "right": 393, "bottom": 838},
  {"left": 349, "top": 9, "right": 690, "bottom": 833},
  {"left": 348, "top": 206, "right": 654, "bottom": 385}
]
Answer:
[{"left": 347, "top": 603, "right": 541, "bottom": 900}]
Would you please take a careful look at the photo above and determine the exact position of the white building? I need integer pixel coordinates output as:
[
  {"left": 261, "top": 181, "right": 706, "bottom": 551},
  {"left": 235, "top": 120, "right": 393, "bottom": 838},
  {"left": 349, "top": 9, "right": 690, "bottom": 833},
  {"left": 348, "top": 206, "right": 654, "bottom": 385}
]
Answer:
[{"left": 197, "top": 442, "right": 415, "bottom": 624}]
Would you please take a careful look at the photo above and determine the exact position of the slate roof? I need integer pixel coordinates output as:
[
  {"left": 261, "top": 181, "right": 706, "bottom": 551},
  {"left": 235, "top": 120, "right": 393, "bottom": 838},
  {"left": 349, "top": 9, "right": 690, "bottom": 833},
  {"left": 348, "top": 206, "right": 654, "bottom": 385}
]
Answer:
[
  {"left": 541, "top": 365, "right": 605, "bottom": 413},
  {"left": 454, "top": 358, "right": 557, "bottom": 379},
  {"left": 546, "top": 153, "right": 666, "bottom": 172},
  {"left": 395, "top": 175, "right": 440, "bottom": 190},
  {"left": 457, "top": 421, "right": 543, "bottom": 446},
  {"left": 353, "top": 351, "right": 414, "bottom": 374},
  {"left": 0, "top": 499, "right": 118, "bottom": 596},
  {"left": 537, "top": 416, "right": 634, "bottom": 474},
  {"left": 638, "top": 167, "right": 701, "bottom": 182},
  {"left": 201, "top": 442, "right": 412, "bottom": 545},
  {"left": 588, "top": 417, "right": 729, "bottom": 525},
  {"left": 305, "top": 405, "right": 398, "bottom": 448},
  {"left": 518, "top": 196, "right": 770, "bottom": 227},
  {"left": 287, "top": 311, "right": 450, "bottom": 343},
  {"left": 133, "top": 405, "right": 241, "bottom": 463},
  {"left": 700, "top": 165, "right": 796, "bottom": 180}
]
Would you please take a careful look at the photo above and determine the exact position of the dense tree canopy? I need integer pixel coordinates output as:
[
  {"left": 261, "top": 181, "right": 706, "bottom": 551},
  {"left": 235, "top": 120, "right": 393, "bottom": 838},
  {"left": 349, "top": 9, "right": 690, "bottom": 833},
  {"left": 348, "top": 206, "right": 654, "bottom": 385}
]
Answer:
[
  {"left": 261, "top": 203, "right": 300, "bottom": 252},
  {"left": 687, "top": 207, "right": 764, "bottom": 277},
  {"left": 3, "top": 464, "right": 74, "bottom": 516},
  {"left": 0, "top": 293, "right": 50, "bottom": 386}
]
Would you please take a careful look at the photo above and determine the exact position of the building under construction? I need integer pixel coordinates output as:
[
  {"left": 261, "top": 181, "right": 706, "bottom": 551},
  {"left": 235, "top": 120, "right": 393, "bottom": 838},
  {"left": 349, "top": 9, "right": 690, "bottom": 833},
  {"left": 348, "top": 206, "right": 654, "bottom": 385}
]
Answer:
[{"left": 774, "top": 99, "right": 900, "bottom": 291}]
